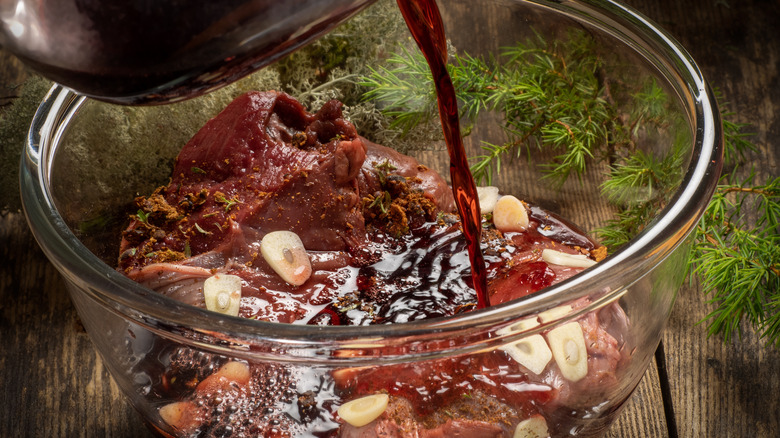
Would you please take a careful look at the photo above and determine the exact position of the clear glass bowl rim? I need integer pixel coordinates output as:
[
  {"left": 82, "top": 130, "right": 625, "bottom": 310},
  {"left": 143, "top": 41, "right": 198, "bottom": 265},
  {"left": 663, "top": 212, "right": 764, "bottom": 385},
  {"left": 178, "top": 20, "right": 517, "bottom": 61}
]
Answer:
[{"left": 20, "top": 0, "right": 723, "bottom": 361}]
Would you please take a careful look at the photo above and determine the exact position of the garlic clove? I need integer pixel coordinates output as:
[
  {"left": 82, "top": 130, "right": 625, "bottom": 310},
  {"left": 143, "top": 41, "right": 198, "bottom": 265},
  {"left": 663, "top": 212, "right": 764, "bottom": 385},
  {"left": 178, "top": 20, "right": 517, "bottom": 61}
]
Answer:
[
  {"left": 331, "top": 366, "right": 371, "bottom": 386},
  {"left": 513, "top": 316, "right": 542, "bottom": 331},
  {"left": 216, "top": 361, "right": 251, "bottom": 386},
  {"left": 541, "top": 248, "right": 597, "bottom": 268},
  {"left": 538, "top": 304, "right": 573, "bottom": 324},
  {"left": 260, "top": 231, "right": 312, "bottom": 286},
  {"left": 338, "top": 393, "right": 390, "bottom": 428},
  {"left": 514, "top": 415, "right": 549, "bottom": 438},
  {"left": 497, "top": 316, "right": 541, "bottom": 336},
  {"left": 546, "top": 322, "right": 588, "bottom": 382},
  {"left": 492, "top": 195, "right": 529, "bottom": 232},
  {"left": 196, "top": 361, "right": 251, "bottom": 393},
  {"left": 501, "top": 334, "right": 552, "bottom": 375},
  {"left": 159, "top": 401, "right": 200, "bottom": 432},
  {"left": 477, "top": 186, "right": 500, "bottom": 213},
  {"left": 203, "top": 274, "right": 242, "bottom": 316}
]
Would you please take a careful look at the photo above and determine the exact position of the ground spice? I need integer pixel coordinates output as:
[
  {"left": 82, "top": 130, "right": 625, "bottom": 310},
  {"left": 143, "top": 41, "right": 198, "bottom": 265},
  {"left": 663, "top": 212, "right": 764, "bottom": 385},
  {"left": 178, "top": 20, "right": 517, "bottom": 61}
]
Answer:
[
  {"left": 136, "top": 188, "right": 180, "bottom": 226},
  {"left": 363, "top": 169, "right": 438, "bottom": 238}
]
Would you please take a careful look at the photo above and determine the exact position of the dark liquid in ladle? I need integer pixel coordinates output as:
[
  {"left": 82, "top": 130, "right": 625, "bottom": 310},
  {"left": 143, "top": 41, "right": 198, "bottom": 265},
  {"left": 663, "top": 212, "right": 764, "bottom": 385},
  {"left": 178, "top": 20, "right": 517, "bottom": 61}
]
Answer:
[{"left": 396, "top": 0, "right": 489, "bottom": 308}]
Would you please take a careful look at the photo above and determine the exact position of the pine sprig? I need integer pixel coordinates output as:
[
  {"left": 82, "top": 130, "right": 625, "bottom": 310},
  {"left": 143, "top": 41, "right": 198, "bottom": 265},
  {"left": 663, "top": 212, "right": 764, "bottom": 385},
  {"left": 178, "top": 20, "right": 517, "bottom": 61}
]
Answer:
[
  {"left": 717, "top": 91, "right": 758, "bottom": 165},
  {"left": 597, "top": 114, "right": 689, "bottom": 250},
  {"left": 360, "top": 48, "right": 439, "bottom": 135},
  {"left": 360, "top": 30, "right": 615, "bottom": 186},
  {"left": 693, "top": 175, "right": 780, "bottom": 347}
]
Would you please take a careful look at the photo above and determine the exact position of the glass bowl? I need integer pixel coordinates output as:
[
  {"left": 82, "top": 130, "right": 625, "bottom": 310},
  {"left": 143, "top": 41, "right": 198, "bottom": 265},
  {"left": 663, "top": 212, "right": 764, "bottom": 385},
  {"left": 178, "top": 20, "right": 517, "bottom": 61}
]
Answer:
[{"left": 20, "top": 0, "right": 722, "bottom": 436}]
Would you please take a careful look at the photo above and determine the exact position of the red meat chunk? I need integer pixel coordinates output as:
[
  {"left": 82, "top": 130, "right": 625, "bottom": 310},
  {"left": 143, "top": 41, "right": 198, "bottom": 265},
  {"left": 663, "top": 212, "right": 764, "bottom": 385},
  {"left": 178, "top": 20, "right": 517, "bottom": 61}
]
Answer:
[{"left": 117, "top": 91, "right": 456, "bottom": 323}]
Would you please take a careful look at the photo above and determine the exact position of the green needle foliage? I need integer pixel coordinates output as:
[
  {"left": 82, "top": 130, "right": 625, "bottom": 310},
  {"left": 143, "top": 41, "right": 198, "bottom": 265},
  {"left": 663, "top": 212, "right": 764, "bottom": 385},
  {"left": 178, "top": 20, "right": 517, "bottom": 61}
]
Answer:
[
  {"left": 361, "top": 30, "right": 617, "bottom": 186},
  {"left": 685, "top": 95, "right": 779, "bottom": 347},
  {"left": 361, "top": 47, "right": 439, "bottom": 135},
  {"left": 359, "top": 30, "right": 780, "bottom": 347},
  {"left": 694, "top": 174, "right": 780, "bottom": 347}
]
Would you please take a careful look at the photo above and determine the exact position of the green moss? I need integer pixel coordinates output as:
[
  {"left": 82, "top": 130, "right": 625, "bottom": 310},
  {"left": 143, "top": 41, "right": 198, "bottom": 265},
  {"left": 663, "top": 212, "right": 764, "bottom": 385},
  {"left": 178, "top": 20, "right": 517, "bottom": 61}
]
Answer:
[{"left": 0, "top": 75, "right": 52, "bottom": 213}]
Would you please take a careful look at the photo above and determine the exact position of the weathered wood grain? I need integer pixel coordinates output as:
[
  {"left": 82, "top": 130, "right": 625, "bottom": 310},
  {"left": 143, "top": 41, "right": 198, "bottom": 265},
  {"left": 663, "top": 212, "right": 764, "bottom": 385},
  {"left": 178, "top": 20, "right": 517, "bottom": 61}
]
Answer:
[
  {"left": 0, "top": 213, "right": 150, "bottom": 437},
  {"left": 606, "top": 364, "right": 670, "bottom": 437},
  {"left": 625, "top": 0, "right": 780, "bottom": 436}
]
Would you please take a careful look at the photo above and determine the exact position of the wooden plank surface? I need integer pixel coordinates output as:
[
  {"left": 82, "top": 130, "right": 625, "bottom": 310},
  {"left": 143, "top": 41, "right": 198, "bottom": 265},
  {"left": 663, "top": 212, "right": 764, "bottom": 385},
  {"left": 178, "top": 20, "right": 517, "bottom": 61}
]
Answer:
[
  {"left": 624, "top": 0, "right": 780, "bottom": 437},
  {"left": 1, "top": 0, "right": 778, "bottom": 437}
]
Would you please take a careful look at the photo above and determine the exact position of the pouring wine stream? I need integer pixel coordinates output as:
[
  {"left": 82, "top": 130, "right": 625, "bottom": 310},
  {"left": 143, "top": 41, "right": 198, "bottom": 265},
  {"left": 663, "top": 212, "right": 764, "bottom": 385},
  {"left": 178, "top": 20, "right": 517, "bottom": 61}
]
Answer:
[{"left": 396, "top": 0, "right": 489, "bottom": 309}]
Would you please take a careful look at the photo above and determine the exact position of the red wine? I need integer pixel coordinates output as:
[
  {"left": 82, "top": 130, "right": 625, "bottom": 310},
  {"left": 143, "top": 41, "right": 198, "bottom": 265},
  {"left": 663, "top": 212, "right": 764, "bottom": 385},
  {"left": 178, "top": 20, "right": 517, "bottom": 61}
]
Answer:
[
  {"left": 305, "top": 209, "right": 599, "bottom": 326},
  {"left": 395, "top": 0, "right": 490, "bottom": 308}
]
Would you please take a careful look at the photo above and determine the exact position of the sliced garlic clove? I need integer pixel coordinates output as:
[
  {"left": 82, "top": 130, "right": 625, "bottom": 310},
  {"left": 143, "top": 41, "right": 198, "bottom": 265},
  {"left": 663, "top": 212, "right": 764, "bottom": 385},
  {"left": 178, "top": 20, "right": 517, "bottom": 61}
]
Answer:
[
  {"left": 538, "top": 304, "right": 572, "bottom": 324},
  {"left": 497, "top": 317, "right": 541, "bottom": 336},
  {"left": 514, "top": 415, "right": 549, "bottom": 438},
  {"left": 203, "top": 274, "right": 242, "bottom": 316},
  {"left": 261, "top": 231, "right": 312, "bottom": 286},
  {"left": 546, "top": 322, "right": 588, "bottom": 382},
  {"left": 493, "top": 195, "right": 529, "bottom": 232},
  {"left": 338, "top": 393, "right": 390, "bottom": 428},
  {"left": 477, "top": 186, "right": 500, "bottom": 213},
  {"left": 541, "top": 248, "right": 597, "bottom": 268},
  {"left": 501, "top": 334, "right": 552, "bottom": 375}
]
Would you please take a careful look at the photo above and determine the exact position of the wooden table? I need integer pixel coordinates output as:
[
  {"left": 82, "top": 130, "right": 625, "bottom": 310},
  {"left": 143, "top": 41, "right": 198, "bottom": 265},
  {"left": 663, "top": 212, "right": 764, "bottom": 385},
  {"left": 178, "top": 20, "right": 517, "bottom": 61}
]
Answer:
[{"left": 1, "top": 0, "right": 778, "bottom": 436}]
